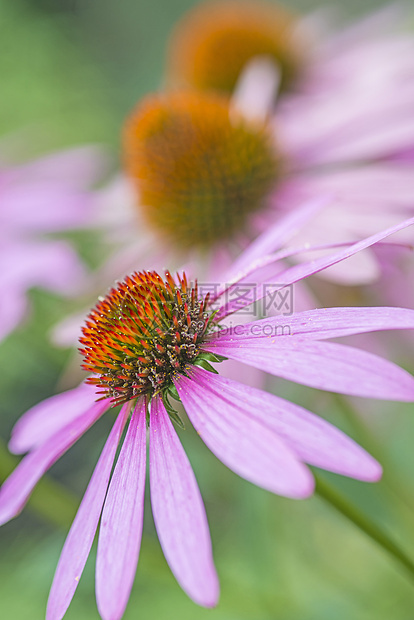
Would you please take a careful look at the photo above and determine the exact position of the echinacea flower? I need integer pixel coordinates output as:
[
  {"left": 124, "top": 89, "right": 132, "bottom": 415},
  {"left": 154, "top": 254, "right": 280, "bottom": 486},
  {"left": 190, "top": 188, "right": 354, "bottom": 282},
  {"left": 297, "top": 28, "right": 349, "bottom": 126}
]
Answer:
[
  {"left": 123, "top": 90, "right": 280, "bottom": 250},
  {"left": 0, "top": 145, "right": 105, "bottom": 341},
  {"left": 157, "top": 0, "right": 414, "bottom": 284},
  {"left": 52, "top": 4, "right": 414, "bottom": 348},
  {"left": 2, "top": 219, "right": 414, "bottom": 620},
  {"left": 117, "top": 85, "right": 413, "bottom": 286},
  {"left": 368, "top": 247, "right": 414, "bottom": 352},
  {"left": 167, "top": 0, "right": 307, "bottom": 95}
]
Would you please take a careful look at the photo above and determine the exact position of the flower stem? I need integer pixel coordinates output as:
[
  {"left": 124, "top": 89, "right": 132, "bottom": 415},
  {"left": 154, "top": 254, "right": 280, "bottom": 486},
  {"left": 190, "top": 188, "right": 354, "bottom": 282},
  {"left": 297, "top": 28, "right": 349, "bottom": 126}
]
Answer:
[
  {"left": 314, "top": 474, "right": 414, "bottom": 582},
  {"left": 0, "top": 439, "right": 78, "bottom": 529},
  {"left": 334, "top": 394, "right": 414, "bottom": 515}
]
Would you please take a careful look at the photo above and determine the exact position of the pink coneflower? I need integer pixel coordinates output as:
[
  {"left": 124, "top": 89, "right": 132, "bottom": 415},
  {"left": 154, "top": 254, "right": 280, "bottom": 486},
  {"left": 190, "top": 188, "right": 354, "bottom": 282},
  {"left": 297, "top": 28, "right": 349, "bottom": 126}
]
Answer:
[
  {"left": 0, "top": 145, "right": 104, "bottom": 341},
  {"left": 52, "top": 4, "right": 414, "bottom": 346},
  {"left": 367, "top": 247, "right": 414, "bottom": 352},
  {"left": 158, "top": 1, "right": 414, "bottom": 284},
  {"left": 167, "top": 0, "right": 307, "bottom": 95},
  {"left": 101, "top": 82, "right": 414, "bottom": 290},
  {"left": 2, "top": 219, "right": 414, "bottom": 620}
]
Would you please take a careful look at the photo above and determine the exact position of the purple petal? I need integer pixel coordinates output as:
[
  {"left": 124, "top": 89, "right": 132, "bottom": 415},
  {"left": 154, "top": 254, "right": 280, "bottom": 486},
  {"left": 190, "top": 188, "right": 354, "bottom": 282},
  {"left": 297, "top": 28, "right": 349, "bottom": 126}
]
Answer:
[
  {"left": 46, "top": 404, "right": 130, "bottom": 620},
  {"left": 190, "top": 372, "right": 381, "bottom": 481},
  {"left": 272, "top": 215, "right": 414, "bottom": 301},
  {"left": 0, "top": 146, "right": 105, "bottom": 237},
  {"left": 174, "top": 369, "right": 314, "bottom": 499},
  {"left": 0, "top": 400, "right": 108, "bottom": 526},
  {"left": 3, "top": 182, "right": 92, "bottom": 233},
  {"left": 206, "top": 340, "right": 414, "bottom": 401},
  {"left": 50, "top": 309, "right": 87, "bottom": 348},
  {"left": 9, "top": 382, "right": 99, "bottom": 454},
  {"left": 9, "top": 146, "right": 106, "bottom": 188},
  {"left": 207, "top": 307, "right": 414, "bottom": 345},
  {"left": 232, "top": 56, "right": 280, "bottom": 123},
  {"left": 150, "top": 397, "right": 219, "bottom": 607},
  {"left": 216, "top": 216, "right": 414, "bottom": 319},
  {"left": 307, "top": 113, "right": 414, "bottom": 166},
  {"left": 224, "top": 196, "right": 328, "bottom": 280},
  {"left": 0, "top": 240, "right": 87, "bottom": 297},
  {"left": 0, "top": 287, "right": 26, "bottom": 342},
  {"left": 96, "top": 401, "right": 147, "bottom": 620}
]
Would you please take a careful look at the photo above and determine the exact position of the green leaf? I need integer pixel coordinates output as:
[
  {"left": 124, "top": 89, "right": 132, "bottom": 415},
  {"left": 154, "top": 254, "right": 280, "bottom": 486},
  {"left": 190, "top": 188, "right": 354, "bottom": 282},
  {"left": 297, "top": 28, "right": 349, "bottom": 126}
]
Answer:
[
  {"left": 162, "top": 391, "right": 185, "bottom": 429},
  {"left": 193, "top": 358, "right": 219, "bottom": 374},
  {"left": 197, "top": 351, "right": 228, "bottom": 363},
  {"left": 166, "top": 383, "right": 180, "bottom": 401},
  {"left": 192, "top": 350, "right": 228, "bottom": 374}
]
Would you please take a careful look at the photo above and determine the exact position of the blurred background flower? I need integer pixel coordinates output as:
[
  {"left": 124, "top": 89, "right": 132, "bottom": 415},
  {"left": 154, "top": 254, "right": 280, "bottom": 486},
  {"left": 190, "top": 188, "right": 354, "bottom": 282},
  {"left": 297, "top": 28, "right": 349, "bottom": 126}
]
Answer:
[
  {"left": 1, "top": 1, "right": 414, "bottom": 619},
  {"left": 0, "top": 145, "right": 107, "bottom": 342}
]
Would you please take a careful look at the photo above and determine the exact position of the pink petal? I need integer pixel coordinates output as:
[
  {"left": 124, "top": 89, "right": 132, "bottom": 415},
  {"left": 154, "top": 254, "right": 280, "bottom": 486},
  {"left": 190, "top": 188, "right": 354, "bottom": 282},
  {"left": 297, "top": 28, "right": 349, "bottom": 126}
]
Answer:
[
  {"left": 25, "top": 241, "right": 87, "bottom": 295},
  {"left": 0, "top": 400, "right": 108, "bottom": 526},
  {"left": 300, "top": 165, "right": 414, "bottom": 211},
  {"left": 0, "top": 240, "right": 87, "bottom": 296},
  {"left": 306, "top": 246, "right": 380, "bottom": 285},
  {"left": 218, "top": 357, "right": 265, "bottom": 389},
  {"left": 10, "top": 146, "right": 106, "bottom": 189},
  {"left": 207, "top": 307, "right": 414, "bottom": 344},
  {"left": 224, "top": 196, "right": 329, "bottom": 280},
  {"left": 150, "top": 397, "right": 219, "bottom": 607},
  {"left": 96, "top": 401, "right": 147, "bottom": 620},
  {"left": 320, "top": 4, "right": 406, "bottom": 52},
  {"left": 46, "top": 404, "right": 130, "bottom": 620},
  {"left": 50, "top": 309, "right": 88, "bottom": 348},
  {"left": 2, "top": 182, "right": 93, "bottom": 233},
  {"left": 216, "top": 215, "right": 414, "bottom": 319},
  {"left": 9, "top": 382, "right": 100, "bottom": 454},
  {"left": 206, "top": 340, "right": 414, "bottom": 401},
  {"left": 232, "top": 56, "right": 280, "bottom": 123},
  {"left": 0, "top": 287, "right": 26, "bottom": 342},
  {"left": 212, "top": 239, "right": 356, "bottom": 306},
  {"left": 175, "top": 368, "right": 314, "bottom": 499},
  {"left": 306, "top": 113, "right": 414, "bottom": 166},
  {"left": 190, "top": 371, "right": 381, "bottom": 481},
  {"left": 267, "top": 216, "right": 414, "bottom": 294}
]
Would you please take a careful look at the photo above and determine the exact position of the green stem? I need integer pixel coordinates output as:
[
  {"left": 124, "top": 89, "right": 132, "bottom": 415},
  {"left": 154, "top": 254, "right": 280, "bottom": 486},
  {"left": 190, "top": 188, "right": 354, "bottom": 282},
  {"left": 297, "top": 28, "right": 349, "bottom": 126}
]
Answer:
[
  {"left": 315, "top": 474, "right": 414, "bottom": 582},
  {"left": 334, "top": 394, "right": 414, "bottom": 515},
  {"left": 0, "top": 439, "right": 78, "bottom": 530}
]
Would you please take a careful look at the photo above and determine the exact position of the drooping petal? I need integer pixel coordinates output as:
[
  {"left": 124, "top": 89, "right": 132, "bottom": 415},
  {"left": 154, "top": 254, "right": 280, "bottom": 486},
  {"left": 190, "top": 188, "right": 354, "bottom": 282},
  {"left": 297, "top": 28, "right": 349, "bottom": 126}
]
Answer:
[
  {"left": 0, "top": 400, "right": 108, "bottom": 526},
  {"left": 190, "top": 372, "right": 381, "bottom": 481},
  {"left": 1, "top": 146, "right": 106, "bottom": 234},
  {"left": 174, "top": 368, "right": 314, "bottom": 499},
  {"left": 9, "top": 382, "right": 99, "bottom": 454},
  {"left": 9, "top": 145, "right": 105, "bottom": 189},
  {"left": 216, "top": 216, "right": 414, "bottom": 319},
  {"left": 3, "top": 180, "right": 92, "bottom": 233},
  {"left": 96, "top": 401, "right": 147, "bottom": 620},
  {"left": 0, "top": 286, "right": 26, "bottom": 342},
  {"left": 150, "top": 397, "right": 219, "bottom": 607},
  {"left": 306, "top": 112, "right": 414, "bottom": 167},
  {"left": 299, "top": 165, "right": 414, "bottom": 213},
  {"left": 0, "top": 240, "right": 87, "bottom": 297},
  {"left": 207, "top": 307, "right": 414, "bottom": 345},
  {"left": 50, "top": 309, "right": 88, "bottom": 348},
  {"left": 46, "top": 404, "right": 130, "bottom": 620},
  {"left": 268, "top": 217, "right": 414, "bottom": 302},
  {"left": 212, "top": 239, "right": 357, "bottom": 306},
  {"left": 206, "top": 340, "right": 414, "bottom": 401},
  {"left": 224, "top": 195, "right": 329, "bottom": 280}
]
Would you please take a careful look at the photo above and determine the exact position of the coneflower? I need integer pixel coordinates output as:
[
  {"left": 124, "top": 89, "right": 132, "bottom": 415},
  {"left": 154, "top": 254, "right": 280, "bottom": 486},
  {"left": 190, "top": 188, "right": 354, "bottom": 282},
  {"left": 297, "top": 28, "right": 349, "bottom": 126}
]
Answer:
[{"left": 2, "top": 219, "right": 414, "bottom": 619}]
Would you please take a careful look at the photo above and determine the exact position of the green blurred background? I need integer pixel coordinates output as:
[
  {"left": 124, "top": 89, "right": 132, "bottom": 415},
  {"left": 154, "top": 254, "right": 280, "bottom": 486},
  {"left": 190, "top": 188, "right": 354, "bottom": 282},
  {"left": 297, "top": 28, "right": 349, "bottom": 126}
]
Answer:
[{"left": 2, "top": 0, "right": 414, "bottom": 618}]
